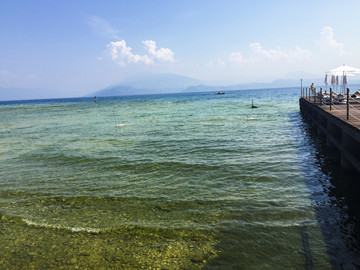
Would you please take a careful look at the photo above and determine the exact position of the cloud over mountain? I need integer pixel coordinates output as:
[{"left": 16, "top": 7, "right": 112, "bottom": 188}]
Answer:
[
  {"left": 107, "top": 40, "right": 174, "bottom": 66},
  {"left": 143, "top": 40, "right": 174, "bottom": 62}
]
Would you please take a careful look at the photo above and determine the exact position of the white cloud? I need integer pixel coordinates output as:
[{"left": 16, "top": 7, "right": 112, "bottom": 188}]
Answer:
[
  {"left": 107, "top": 40, "right": 152, "bottom": 66},
  {"left": 217, "top": 58, "right": 227, "bottom": 68},
  {"left": 317, "top": 26, "right": 346, "bottom": 55},
  {"left": 249, "top": 42, "right": 311, "bottom": 62},
  {"left": 228, "top": 43, "right": 311, "bottom": 65},
  {"left": 143, "top": 40, "right": 174, "bottom": 62},
  {"left": 107, "top": 40, "right": 174, "bottom": 66},
  {"left": 229, "top": 52, "right": 245, "bottom": 64},
  {"left": 208, "top": 59, "right": 227, "bottom": 69},
  {"left": 88, "top": 16, "right": 120, "bottom": 39}
]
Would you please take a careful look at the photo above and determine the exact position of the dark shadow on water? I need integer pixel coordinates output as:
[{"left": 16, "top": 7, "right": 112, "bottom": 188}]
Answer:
[
  {"left": 297, "top": 111, "right": 360, "bottom": 269},
  {"left": 300, "top": 222, "right": 314, "bottom": 270},
  {"left": 200, "top": 111, "right": 360, "bottom": 269}
]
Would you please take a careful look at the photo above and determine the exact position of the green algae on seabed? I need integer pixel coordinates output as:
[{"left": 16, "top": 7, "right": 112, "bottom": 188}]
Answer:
[
  {"left": 0, "top": 215, "right": 218, "bottom": 269},
  {"left": 0, "top": 89, "right": 348, "bottom": 268}
]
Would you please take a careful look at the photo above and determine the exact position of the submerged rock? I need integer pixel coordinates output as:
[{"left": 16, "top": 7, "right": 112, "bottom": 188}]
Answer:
[{"left": 190, "top": 254, "right": 204, "bottom": 263}]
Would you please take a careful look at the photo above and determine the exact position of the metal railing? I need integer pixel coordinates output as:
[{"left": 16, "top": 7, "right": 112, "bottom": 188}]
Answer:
[{"left": 301, "top": 87, "right": 360, "bottom": 121}]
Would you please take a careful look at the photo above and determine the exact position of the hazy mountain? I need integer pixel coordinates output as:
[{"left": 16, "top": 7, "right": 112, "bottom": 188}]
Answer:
[
  {"left": 282, "top": 71, "right": 319, "bottom": 80},
  {"left": 87, "top": 68, "right": 360, "bottom": 98},
  {"left": 185, "top": 78, "right": 319, "bottom": 92},
  {"left": 4, "top": 72, "right": 358, "bottom": 102},
  {"left": 89, "top": 73, "right": 202, "bottom": 97},
  {"left": 89, "top": 72, "right": 334, "bottom": 98},
  {"left": 121, "top": 73, "right": 201, "bottom": 91},
  {"left": 89, "top": 85, "right": 145, "bottom": 97}
]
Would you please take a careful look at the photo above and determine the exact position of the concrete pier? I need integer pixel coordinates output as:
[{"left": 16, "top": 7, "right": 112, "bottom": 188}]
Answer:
[{"left": 299, "top": 97, "right": 360, "bottom": 174}]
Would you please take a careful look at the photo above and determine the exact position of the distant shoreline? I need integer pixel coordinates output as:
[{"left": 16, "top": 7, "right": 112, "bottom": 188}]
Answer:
[{"left": 2, "top": 83, "right": 360, "bottom": 103}]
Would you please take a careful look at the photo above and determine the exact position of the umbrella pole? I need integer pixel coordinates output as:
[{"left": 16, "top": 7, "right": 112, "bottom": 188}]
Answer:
[
  {"left": 330, "top": 88, "right": 332, "bottom": 111},
  {"left": 347, "top": 88, "right": 350, "bottom": 120},
  {"left": 343, "top": 71, "right": 346, "bottom": 94}
]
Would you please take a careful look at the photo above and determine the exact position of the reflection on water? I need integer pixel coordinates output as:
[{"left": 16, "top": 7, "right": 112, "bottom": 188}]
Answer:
[{"left": 301, "top": 118, "right": 360, "bottom": 269}]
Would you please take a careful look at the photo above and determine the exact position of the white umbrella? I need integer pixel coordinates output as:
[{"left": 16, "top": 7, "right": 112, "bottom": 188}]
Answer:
[
  {"left": 326, "top": 64, "right": 360, "bottom": 94},
  {"left": 327, "top": 64, "right": 360, "bottom": 76}
]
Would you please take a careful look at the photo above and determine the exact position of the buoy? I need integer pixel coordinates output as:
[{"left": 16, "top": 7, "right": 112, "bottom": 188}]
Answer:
[{"left": 251, "top": 99, "right": 258, "bottom": 109}]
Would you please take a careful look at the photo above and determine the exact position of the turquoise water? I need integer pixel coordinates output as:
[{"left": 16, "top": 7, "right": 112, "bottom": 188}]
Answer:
[{"left": 0, "top": 88, "right": 359, "bottom": 269}]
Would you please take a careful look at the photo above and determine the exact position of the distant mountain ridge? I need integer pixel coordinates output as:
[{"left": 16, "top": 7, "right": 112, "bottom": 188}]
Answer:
[
  {"left": 88, "top": 73, "right": 202, "bottom": 97},
  {"left": 186, "top": 78, "right": 327, "bottom": 92},
  {"left": 2, "top": 72, "right": 360, "bottom": 101},
  {"left": 121, "top": 73, "right": 201, "bottom": 91},
  {"left": 89, "top": 74, "right": 338, "bottom": 97}
]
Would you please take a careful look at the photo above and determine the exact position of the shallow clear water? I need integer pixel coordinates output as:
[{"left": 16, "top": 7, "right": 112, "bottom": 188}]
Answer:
[{"left": 0, "top": 88, "right": 359, "bottom": 269}]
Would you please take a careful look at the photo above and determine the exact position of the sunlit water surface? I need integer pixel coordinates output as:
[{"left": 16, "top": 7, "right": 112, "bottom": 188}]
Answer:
[{"left": 1, "top": 88, "right": 360, "bottom": 269}]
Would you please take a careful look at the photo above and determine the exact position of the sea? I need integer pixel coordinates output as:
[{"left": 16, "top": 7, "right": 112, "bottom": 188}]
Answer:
[{"left": 1, "top": 87, "right": 360, "bottom": 269}]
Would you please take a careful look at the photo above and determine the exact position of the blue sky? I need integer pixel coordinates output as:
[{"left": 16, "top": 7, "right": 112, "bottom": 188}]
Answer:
[{"left": 1, "top": 0, "right": 360, "bottom": 97}]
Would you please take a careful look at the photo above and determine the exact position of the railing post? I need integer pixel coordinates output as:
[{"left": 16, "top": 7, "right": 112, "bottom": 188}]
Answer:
[
  {"left": 314, "top": 87, "right": 316, "bottom": 103},
  {"left": 347, "top": 88, "right": 350, "bottom": 120},
  {"left": 330, "top": 88, "right": 332, "bottom": 111},
  {"left": 320, "top": 88, "right": 322, "bottom": 105},
  {"left": 306, "top": 87, "right": 308, "bottom": 99}
]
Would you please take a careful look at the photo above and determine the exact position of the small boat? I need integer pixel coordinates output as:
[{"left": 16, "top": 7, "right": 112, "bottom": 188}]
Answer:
[{"left": 216, "top": 91, "right": 225, "bottom": 95}]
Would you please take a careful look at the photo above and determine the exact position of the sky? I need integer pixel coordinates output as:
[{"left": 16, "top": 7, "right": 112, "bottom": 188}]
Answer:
[{"left": 1, "top": 0, "right": 360, "bottom": 98}]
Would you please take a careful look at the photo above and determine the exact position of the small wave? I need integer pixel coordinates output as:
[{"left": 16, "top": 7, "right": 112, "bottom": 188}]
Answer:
[
  {"left": 22, "top": 218, "right": 103, "bottom": 233},
  {"left": 115, "top": 121, "right": 125, "bottom": 127}
]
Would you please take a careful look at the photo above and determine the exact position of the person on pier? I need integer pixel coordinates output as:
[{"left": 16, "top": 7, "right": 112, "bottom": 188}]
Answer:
[{"left": 310, "top": 83, "right": 315, "bottom": 95}]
